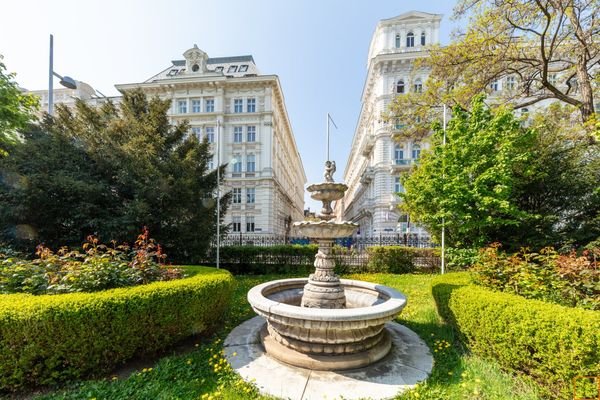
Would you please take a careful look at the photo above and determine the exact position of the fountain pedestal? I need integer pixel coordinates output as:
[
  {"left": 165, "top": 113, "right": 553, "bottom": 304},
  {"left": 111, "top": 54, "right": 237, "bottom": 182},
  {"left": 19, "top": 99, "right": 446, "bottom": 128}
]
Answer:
[{"left": 301, "top": 239, "right": 345, "bottom": 308}]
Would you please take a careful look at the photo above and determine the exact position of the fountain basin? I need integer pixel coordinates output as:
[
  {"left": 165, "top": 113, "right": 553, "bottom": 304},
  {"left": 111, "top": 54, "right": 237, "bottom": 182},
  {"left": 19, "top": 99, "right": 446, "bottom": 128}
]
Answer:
[
  {"left": 307, "top": 182, "right": 348, "bottom": 202},
  {"left": 248, "top": 278, "right": 406, "bottom": 370},
  {"left": 294, "top": 220, "right": 358, "bottom": 239}
]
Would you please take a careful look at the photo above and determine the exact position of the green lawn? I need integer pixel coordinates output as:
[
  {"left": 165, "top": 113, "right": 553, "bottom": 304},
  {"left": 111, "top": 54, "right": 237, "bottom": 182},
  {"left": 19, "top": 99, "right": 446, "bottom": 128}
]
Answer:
[{"left": 35, "top": 272, "right": 542, "bottom": 400}]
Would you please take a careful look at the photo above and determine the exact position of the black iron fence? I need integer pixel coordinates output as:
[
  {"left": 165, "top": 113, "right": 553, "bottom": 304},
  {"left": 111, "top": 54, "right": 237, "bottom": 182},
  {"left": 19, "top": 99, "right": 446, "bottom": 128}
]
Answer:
[
  {"left": 205, "top": 233, "right": 440, "bottom": 274},
  {"left": 220, "top": 233, "right": 435, "bottom": 249}
]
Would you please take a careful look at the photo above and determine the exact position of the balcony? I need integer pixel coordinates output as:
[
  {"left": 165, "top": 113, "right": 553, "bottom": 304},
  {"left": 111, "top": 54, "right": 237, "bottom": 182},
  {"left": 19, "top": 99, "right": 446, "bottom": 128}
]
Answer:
[
  {"left": 359, "top": 134, "right": 375, "bottom": 156},
  {"left": 390, "top": 159, "right": 413, "bottom": 172},
  {"left": 359, "top": 167, "right": 375, "bottom": 185}
]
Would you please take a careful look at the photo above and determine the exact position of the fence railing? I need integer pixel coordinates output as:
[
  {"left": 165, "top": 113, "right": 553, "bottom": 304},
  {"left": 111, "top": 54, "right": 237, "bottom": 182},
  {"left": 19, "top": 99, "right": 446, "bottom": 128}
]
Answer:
[{"left": 219, "top": 233, "right": 435, "bottom": 249}]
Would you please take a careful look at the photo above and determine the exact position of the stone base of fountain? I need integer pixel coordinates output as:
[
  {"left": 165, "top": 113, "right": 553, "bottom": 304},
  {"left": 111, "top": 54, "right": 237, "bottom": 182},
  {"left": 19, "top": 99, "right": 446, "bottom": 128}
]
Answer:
[{"left": 224, "top": 316, "right": 433, "bottom": 400}]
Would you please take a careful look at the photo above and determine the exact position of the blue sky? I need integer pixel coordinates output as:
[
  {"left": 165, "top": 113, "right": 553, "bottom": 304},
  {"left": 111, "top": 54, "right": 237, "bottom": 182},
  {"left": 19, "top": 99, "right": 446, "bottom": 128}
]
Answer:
[{"left": 0, "top": 0, "right": 459, "bottom": 210}]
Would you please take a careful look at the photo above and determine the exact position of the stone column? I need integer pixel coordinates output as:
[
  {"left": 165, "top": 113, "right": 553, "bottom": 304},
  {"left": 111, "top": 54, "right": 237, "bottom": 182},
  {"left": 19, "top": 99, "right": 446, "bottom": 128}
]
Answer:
[{"left": 301, "top": 239, "right": 346, "bottom": 309}]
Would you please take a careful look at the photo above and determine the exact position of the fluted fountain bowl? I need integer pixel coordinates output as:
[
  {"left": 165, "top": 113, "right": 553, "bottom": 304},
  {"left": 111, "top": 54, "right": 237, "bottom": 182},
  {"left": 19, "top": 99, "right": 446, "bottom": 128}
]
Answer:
[
  {"left": 294, "top": 220, "right": 358, "bottom": 239},
  {"left": 307, "top": 182, "right": 348, "bottom": 202},
  {"left": 247, "top": 278, "right": 406, "bottom": 370}
]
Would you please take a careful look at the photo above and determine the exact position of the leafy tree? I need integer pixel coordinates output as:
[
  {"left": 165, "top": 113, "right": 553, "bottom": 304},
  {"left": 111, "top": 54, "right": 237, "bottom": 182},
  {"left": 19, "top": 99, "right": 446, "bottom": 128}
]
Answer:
[
  {"left": 400, "top": 96, "right": 600, "bottom": 249},
  {"left": 0, "top": 90, "right": 229, "bottom": 263},
  {"left": 0, "top": 55, "right": 38, "bottom": 156},
  {"left": 400, "top": 96, "right": 535, "bottom": 248},
  {"left": 388, "top": 0, "right": 599, "bottom": 141},
  {"left": 510, "top": 104, "right": 600, "bottom": 248}
]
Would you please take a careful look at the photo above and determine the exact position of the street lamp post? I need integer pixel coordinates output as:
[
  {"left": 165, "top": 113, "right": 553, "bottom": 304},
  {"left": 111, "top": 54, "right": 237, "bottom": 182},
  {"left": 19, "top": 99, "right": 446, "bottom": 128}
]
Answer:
[
  {"left": 48, "top": 34, "right": 78, "bottom": 115},
  {"left": 441, "top": 104, "right": 447, "bottom": 274},
  {"left": 216, "top": 119, "right": 221, "bottom": 269}
]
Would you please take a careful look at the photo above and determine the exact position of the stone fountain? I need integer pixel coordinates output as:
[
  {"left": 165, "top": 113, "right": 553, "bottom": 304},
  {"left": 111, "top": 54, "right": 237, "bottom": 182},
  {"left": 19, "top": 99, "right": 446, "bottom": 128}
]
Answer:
[{"left": 224, "top": 161, "right": 433, "bottom": 399}]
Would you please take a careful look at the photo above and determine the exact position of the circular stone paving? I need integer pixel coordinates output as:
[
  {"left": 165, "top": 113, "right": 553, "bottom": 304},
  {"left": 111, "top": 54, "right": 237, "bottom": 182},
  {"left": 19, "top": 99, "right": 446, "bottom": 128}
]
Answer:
[{"left": 224, "top": 316, "right": 433, "bottom": 400}]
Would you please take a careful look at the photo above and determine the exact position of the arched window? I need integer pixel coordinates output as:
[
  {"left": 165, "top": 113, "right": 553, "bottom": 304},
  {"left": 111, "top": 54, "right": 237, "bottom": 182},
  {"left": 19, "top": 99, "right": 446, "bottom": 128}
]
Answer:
[
  {"left": 421, "top": 32, "right": 426, "bottom": 46},
  {"left": 394, "top": 145, "right": 404, "bottom": 164},
  {"left": 412, "top": 144, "right": 421, "bottom": 159},
  {"left": 413, "top": 78, "right": 423, "bottom": 93},
  {"left": 406, "top": 32, "right": 414, "bottom": 47},
  {"left": 396, "top": 80, "right": 405, "bottom": 94},
  {"left": 395, "top": 34, "right": 401, "bottom": 48}
]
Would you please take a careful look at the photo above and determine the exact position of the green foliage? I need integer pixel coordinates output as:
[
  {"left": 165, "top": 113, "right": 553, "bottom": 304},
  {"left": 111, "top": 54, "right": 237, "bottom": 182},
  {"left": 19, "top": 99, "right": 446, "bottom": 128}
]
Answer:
[
  {"left": 0, "top": 229, "right": 181, "bottom": 295},
  {"left": 445, "top": 247, "right": 480, "bottom": 270},
  {"left": 432, "top": 275, "right": 600, "bottom": 399},
  {"left": 211, "top": 244, "right": 318, "bottom": 275},
  {"left": 401, "top": 96, "right": 535, "bottom": 248},
  {"left": 0, "top": 55, "right": 38, "bottom": 156},
  {"left": 0, "top": 90, "right": 229, "bottom": 263},
  {"left": 473, "top": 243, "right": 600, "bottom": 310},
  {"left": 366, "top": 246, "right": 440, "bottom": 273},
  {"left": 0, "top": 266, "right": 233, "bottom": 391}
]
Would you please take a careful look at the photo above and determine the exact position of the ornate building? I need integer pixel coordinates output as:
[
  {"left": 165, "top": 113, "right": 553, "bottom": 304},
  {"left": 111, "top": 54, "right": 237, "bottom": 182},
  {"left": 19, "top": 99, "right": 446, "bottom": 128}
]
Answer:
[
  {"left": 114, "top": 45, "right": 306, "bottom": 235},
  {"left": 338, "top": 11, "right": 441, "bottom": 237}
]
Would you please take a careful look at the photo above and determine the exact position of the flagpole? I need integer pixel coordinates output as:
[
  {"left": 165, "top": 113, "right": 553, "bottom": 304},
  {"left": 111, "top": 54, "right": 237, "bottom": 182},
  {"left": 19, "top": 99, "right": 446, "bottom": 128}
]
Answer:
[{"left": 327, "top": 113, "right": 330, "bottom": 161}]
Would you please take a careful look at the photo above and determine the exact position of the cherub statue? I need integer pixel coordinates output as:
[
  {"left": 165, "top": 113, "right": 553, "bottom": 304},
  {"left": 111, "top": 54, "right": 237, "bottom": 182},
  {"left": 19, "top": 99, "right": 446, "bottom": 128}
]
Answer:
[{"left": 324, "top": 160, "right": 336, "bottom": 182}]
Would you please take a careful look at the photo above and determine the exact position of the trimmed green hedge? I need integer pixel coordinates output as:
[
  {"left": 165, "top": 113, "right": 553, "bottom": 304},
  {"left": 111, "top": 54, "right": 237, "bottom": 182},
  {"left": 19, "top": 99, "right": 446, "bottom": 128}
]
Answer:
[
  {"left": 0, "top": 266, "right": 234, "bottom": 391},
  {"left": 432, "top": 273, "right": 600, "bottom": 399},
  {"left": 367, "top": 246, "right": 440, "bottom": 273},
  {"left": 209, "top": 245, "right": 319, "bottom": 275}
]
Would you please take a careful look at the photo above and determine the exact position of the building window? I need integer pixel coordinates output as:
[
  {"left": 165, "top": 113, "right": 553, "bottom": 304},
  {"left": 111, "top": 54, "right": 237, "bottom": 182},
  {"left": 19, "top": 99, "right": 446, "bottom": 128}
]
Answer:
[
  {"left": 394, "top": 177, "right": 404, "bottom": 193},
  {"left": 413, "top": 78, "right": 423, "bottom": 93},
  {"left": 232, "top": 216, "right": 241, "bottom": 232},
  {"left": 232, "top": 188, "right": 242, "bottom": 204},
  {"left": 505, "top": 76, "right": 516, "bottom": 90},
  {"left": 205, "top": 98, "right": 215, "bottom": 112},
  {"left": 521, "top": 107, "right": 529, "bottom": 116},
  {"left": 396, "top": 80, "right": 405, "bottom": 94},
  {"left": 490, "top": 80, "right": 499, "bottom": 92},
  {"left": 233, "top": 156, "right": 242, "bottom": 173},
  {"left": 395, "top": 34, "right": 401, "bottom": 48},
  {"left": 208, "top": 155, "right": 214, "bottom": 170},
  {"left": 412, "top": 144, "right": 421, "bottom": 159},
  {"left": 246, "top": 187, "right": 255, "bottom": 203},
  {"left": 191, "top": 127, "right": 202, "bottom": 139},
  {"left": 167, "top": 69, "right": 179, "bottom": 76},
  {"left": 191, "top": 99, "right": 202, "bottom": 113},
  {"left": 247, "top": 126, "right": 256, "bottom": 142},
  {"left": 246, "top": 154, "right": 256, "bottom": 172},
  {"left": 548, "top": 73, "right": 558, "bottom": 86},
  {"left": 215, "top": 66, "right": 224, "bottom": 72},
  {"left": 239, "top": 65, "right": 249, "bottom": 72},
  {"left": 246, "top": 216, "right": 255, "bottom": 232},
  {"left": 406, "top": 32, "right": 414, "bottom": 47},
  {"left": 234, "top": 99, "right": 243, "bottom": 113},
  {"left": 233, "top": 126, "right": 243, "bottom": 143},
  {"left": 177, "top": 100, "right": 187, "bottom": 114},
  {"left": 206, "top": 127, "right": 215, "bottom": 143},
  {"left": 247, "top": 98, "right": 256, "bottom": 113},
  {"left": 394, "top": 145, "right": 404, "bottom": 163},
  {"left": 227, "top": 65, "right": 238, "bottom": 73},
  {"left": 421, "top": 32, "right": 426, "bottom": 46}
]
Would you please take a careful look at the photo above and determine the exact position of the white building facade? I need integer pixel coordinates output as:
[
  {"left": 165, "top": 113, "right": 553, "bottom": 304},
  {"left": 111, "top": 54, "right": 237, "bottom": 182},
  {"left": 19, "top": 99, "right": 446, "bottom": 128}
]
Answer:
[
  {"left": 339, "top": 11, "right": 442, "bottom": 237},
  {"left": 115, "top": 46, "right": 306, "bottom": 236}
]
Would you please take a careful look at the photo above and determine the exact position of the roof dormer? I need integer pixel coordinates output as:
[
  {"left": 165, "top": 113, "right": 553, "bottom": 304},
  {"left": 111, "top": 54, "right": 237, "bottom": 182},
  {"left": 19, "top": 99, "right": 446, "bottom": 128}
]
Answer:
[{"left": 183, "top": 44, "right": 209, "bottom": 74}]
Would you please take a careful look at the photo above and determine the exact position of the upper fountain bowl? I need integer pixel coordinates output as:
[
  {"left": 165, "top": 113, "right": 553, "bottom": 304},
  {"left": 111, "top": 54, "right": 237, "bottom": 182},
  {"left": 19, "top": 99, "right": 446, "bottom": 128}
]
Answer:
[
  {"left": 294, "top": 220, "right": 358, "bottom": 238},
  {"left": 307, "top": 182, "right": 348, "bottom": 202}
]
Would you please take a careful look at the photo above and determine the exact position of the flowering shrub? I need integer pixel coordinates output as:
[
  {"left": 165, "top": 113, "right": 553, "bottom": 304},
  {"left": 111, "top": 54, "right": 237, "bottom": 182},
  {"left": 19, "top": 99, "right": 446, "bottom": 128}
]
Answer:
[
  {"left": 473, "top": 243, "right": 599, "bottom": 310},
  {"left": 0, "top": 228, "right": 182, "bottom": 294}
]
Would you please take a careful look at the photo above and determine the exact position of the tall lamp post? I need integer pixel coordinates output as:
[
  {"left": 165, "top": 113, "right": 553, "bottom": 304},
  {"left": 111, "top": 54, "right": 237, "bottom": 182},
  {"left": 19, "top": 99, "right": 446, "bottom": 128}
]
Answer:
[
  {"left": 48, "top": 34, "right": 78, "bottom": 115},
  {"left": 216, "top": 119, "right": 221, "bottom": 269},
  {"left": 441, "top": 104, "right": 447, "bottom": 274}
]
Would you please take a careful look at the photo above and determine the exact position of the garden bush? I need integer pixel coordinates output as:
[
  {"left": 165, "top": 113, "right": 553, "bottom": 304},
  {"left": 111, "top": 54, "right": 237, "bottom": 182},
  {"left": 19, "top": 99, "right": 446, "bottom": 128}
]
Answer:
[
  {"left": 473, "top": 243, "right": 599, "bottom": 310},
  {"left": 0, "top": 229, "right": 182, "bottom": 294},
  {"left": 0, "top": 266, "right": 234, "bottom": 391},
  {"left": 432, "top": 273, "right": 600, "bottom": 399},
  {"left": 367, "top": 246, "right": 440, "bottom": 273},
  {"left": 445, "top": 247, "right": 480, "bottom": 270},
  {"left": 207, "top": 244, "right": 318, "bottom": 275}
]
